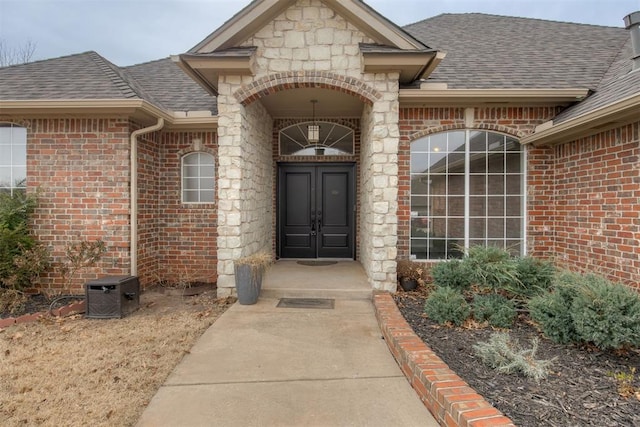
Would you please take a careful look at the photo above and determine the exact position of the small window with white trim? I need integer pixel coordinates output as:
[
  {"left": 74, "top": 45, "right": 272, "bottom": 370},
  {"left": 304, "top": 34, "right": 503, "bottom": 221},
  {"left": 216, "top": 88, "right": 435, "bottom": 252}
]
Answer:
[
  {"left": 181, "top": 152, "right": 215, "bottom": 203},
  {"left": 0, "top": 123, "right": 27, "bottom": 196}
]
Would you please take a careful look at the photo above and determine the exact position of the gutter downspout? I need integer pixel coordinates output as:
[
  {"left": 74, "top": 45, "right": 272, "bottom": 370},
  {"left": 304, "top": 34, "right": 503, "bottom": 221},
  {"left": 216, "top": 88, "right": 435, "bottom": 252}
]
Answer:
[{"left": 130, "top": 118, "right": 164, "bottom": 276}]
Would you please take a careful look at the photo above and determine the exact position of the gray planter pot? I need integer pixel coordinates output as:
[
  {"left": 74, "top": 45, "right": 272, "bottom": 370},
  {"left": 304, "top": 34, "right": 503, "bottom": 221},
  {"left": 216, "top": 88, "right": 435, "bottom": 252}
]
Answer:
[
  {"left": 399, "top": 278, "right": 418, "bottom": 291},
  {"left": 234, "top": 264, "right": 263, "bottom": 305}
]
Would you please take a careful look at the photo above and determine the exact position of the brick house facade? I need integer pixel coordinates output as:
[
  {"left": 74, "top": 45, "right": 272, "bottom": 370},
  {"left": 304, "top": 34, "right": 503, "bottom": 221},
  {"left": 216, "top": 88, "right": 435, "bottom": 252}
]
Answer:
[{"left": 1, "top": 1, "right": 639, "bottom": 294}]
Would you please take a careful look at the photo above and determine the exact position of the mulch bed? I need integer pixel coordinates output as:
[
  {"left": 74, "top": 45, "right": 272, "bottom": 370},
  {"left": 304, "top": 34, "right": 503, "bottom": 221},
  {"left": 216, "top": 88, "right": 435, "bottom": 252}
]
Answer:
[
  {"left": 1, "top": 293, "right": 56, "bottom": 319},
  {"left": 395, "top": 292, "right": 640, "bottom": 427},
  {"left": 1, "top": 282, "right": 218, "bottom": 320}
]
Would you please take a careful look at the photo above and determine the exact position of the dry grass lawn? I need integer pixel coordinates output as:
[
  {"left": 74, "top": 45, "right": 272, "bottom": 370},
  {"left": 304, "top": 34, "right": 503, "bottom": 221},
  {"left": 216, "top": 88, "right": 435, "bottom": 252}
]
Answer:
[{"left": 0, "top": 289, "right": 234, "bottom": 427}]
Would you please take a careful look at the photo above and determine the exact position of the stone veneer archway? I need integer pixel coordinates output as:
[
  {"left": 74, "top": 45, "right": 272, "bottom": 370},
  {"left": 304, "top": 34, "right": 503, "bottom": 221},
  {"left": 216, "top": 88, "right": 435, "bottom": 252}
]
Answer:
[
  {"left": 234, "top": 71, "right": 382, "bottom": 106},
  {"left": 216, "top": 69, "right": 402, "bottom": 296}
]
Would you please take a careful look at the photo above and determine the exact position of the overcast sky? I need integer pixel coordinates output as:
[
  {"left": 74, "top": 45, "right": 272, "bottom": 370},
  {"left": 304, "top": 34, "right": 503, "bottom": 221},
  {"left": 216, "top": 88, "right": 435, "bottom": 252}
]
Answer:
[{"left": 1, "top": 0, "right": 638, "bottom": 66}]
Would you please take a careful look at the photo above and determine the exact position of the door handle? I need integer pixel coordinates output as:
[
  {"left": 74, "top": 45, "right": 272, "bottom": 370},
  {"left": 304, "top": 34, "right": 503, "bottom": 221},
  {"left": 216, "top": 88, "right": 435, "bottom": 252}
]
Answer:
[
  {"left": 311, "top": 211, "right": 317, "bottom": 236},
  {"left": 317, "top": 211, "right": 322, "bottom": 234}
]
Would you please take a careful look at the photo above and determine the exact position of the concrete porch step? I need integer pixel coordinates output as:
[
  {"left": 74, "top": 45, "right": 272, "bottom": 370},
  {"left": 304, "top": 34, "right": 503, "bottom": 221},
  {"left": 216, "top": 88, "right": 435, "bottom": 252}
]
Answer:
[
  {"left": 260, "top": 260, "right": 372, "bottom": 301},
  {"left": 260, "top": 286, "right": 372, "bottom": 300}
]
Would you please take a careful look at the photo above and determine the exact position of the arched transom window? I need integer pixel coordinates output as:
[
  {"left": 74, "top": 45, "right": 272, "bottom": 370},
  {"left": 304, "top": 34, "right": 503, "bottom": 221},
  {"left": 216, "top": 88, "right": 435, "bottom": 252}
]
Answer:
[
  {"left": 279, "top": 121, "right": 354, "bottom": 156},
  {"left": 410, "top": 130, "right": 525, "bottom": 259},
  {"left": 181, "top": 152, "right": 215, "bottom": 203}
]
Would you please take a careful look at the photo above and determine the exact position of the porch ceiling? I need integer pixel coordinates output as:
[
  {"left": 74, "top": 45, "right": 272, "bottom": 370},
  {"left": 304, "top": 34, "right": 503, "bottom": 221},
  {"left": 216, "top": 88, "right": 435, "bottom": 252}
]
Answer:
[{"left": 259, "top": 88, "right": 364, "bottom": 118}]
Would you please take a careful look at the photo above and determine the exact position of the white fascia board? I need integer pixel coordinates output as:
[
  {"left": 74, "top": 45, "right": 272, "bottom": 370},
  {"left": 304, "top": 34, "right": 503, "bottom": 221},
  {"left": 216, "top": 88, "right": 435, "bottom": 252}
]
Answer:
[
  {"left": 399, "top": 88, "right": 590, "bottom": 105},
  {"left": 0, "top": 99, "right": 218, "bottom": 130},
  {"left": 172, "top": 55, "right": 219, "bottom": 96},
  {"left": 521, "top": 93, "right": 640, "bottom": 146}
]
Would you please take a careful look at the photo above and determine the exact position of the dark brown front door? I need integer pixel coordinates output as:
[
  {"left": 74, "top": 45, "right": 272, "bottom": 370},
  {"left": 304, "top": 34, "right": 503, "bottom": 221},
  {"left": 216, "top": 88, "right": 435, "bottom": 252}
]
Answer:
[{"left": 278, "top": 164, "right": 355, "bottom": 259}]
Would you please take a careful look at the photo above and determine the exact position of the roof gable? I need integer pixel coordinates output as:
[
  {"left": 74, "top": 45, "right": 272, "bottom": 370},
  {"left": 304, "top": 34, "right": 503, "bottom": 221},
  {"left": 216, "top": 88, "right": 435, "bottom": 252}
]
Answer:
[{"left": 190, "top": 0, "right": 428, "bottom": 53}]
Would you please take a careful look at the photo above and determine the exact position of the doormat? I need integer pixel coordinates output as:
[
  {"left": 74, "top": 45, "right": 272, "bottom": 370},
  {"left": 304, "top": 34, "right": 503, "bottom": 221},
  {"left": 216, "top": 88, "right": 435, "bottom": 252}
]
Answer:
[
  {"left": 296, "top": 261, "right": 338, "bottom": 266},
  {"left": 277, "top": 298, "right": 335, "bottom": 309}
]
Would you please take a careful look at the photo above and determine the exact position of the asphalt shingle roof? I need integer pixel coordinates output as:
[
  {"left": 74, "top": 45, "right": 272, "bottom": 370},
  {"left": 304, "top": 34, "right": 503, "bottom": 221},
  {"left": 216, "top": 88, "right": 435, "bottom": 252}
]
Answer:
[
  {"left": 0, "top": 51, "right": 217, "bottom": 114},
  {"left": 124, "top": 58, "right": 217, "bottom": 113},
  {"left": 0, "top": 51, "right": 138, "bottom": 100},
  {"left": 555, "top": 38, "right": 640, "bottom": 123},
  {"left": 404, "top": 13, "right": 629, "bottom": 90},
  {"left": 1, "top": 13, "right": 636, "bottom": 122}
]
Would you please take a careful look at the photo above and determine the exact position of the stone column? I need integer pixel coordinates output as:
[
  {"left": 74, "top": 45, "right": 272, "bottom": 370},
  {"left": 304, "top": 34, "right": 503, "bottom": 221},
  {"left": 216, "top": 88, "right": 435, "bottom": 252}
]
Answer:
[
  {"left": 216, "top": 77, "right": 246, "bottom": 296},
  {"left": 360, "top": 74, "right": 400, "bottom": 291}
]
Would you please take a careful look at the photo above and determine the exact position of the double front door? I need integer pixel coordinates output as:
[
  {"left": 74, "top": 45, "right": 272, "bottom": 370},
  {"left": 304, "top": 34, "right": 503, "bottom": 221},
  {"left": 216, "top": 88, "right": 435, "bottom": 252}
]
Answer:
[{"left": 278, "top": 164, "right": 355, "bottom": 259}]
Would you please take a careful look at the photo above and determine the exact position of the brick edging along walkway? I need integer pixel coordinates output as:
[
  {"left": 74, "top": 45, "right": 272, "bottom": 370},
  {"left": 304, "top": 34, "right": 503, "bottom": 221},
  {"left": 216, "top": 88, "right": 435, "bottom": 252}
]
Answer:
[
  {"left": 0, "top": 300, "right": 86, "bottom": 329},
  {"left": 373, "top": 292, "right": 515, "bottom": 427}
]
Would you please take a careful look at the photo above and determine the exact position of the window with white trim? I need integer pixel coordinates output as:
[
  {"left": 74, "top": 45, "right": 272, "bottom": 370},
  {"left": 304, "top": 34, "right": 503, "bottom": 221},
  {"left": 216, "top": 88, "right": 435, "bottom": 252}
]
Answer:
[
  {"left": 410, "top": 130, "right": 525, "bottom": 259},
  {"left": 181, "top": 152, "right": 215, "bottom": 203},
  {"left": 0, "top": 123, "right": 27, "bottom": 195}
]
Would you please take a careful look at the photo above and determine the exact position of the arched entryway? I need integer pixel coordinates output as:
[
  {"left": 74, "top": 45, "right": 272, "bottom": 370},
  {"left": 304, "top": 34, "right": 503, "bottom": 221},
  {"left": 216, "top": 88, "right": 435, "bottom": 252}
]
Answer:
[{"left": 216, "top": 70, "right": 400, "bottom": 294}]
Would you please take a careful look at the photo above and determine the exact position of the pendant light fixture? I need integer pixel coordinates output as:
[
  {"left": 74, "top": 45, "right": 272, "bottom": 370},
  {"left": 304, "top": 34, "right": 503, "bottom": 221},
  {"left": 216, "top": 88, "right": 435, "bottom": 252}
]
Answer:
[{"left": 308, "top": 99, "right": 319, "bottom": 144}]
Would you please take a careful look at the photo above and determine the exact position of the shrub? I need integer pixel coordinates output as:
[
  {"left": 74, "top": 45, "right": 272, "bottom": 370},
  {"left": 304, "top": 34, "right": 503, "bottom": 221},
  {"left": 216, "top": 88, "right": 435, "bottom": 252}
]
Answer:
[
  {"left": 473, "top": 294, "right": 517, "bottom": 328},
  {"left": 0, "top": 191, "right": 48, "bottom": 290},
  {"left": 528, "top": 281, "right": 578, "bottom": 345},
  {"left": 4, "top": 244, "right": 50, "bottom": 290},
  {"left": 424, "top": 286, "right": 470, "bottom": 326},
  {"left": 60, "top": 239, "right": 107, "bottom": 289},
  {"left": 511, "top": 256, "right": 555, "bottom": 299},
  {"left": 396, "top": 260, "right": 425, "bottom": 282},
  {"left": 431, "top": 259, "right": 472, "bottom": 291},
  {"left": 473, "top": 332, "right": 555, "bottom": 382},
  {"left": 571, "top": 275, "right": 640, "bottom": 350},
  {"left": 0, "top": 288, "right": 29, "bottom": 314},
  {"left": 464, "top": 245, "right": 519, "bottom": 291}
]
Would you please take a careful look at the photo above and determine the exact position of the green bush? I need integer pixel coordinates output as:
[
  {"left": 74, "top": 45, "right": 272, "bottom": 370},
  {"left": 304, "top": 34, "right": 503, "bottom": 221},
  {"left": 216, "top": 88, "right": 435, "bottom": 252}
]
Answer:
[
  {"left": 571, "top": 275, "right": 640, "bottom": 350},
  {"left": 529, "top": 271, "right": 640, "bottom": 350},
  {"left": 0, "top": 191, "right": 48, "bottom": 290},
  {"left": 528, "top": 281, "right": 578, "bottom": 344},
  {"left": 473, "top": 332, "right": 555, "bottom": 382},
  {"left": 464, "top": 245, "right": 519, "bottom": 291},
  {"left": 431, "top": 259, "right": 472, "bottom": 291},
  {"left": 424, "top": 286, "right": 470, "bottom": 326},
  {"left": 511, "top": 256, "right": 556, "bottom": 299},
  {"left": 473, "top": 294, "right": 517, "bottom": 328}
]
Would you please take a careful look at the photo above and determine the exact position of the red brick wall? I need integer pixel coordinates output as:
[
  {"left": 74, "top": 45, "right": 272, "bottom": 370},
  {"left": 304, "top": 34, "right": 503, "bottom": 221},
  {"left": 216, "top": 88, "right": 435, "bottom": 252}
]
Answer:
[
  {"left": 136, "top": 126, "right": 160, "bottom": 287},
  {"left": 26, "top": 117, "right": 132, "bottom": 293},
  {"left": 10, "top": 117, "right": 218, "bottom": 293},
  {"left": 13, "top": 110, "right": 639, "bottom": 294},
  {"left": 552, "top": 122, "right": 640, "bottom": 289},
  {"left": 156, "top": 131, "right": 218, "bottom": 285},
  {"left": 526, "top": 146, "right": 556, "bottom": 258},
  {"left": 398, "top": 106, "right": 560, "bottom": 260}
]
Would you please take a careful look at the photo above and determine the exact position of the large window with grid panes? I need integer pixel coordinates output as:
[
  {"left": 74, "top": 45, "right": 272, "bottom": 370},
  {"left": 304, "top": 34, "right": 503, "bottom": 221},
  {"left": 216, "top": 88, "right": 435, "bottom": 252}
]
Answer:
[
  {"left": 0, "top": 123, "right": 27, "bottom": 195},
  {"left": 410, "top": 130, "right": 525, "bottom": 259}
]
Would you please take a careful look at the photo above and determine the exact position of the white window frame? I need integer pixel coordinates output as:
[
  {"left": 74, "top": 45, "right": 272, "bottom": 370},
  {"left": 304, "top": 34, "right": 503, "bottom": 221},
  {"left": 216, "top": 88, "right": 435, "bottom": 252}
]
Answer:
[
  {"left": 0, "top": 123, "right": 27, "bottom": 196},
  {"left": 181, "top": 152, "right": 215, "bottom": 204},
  {"left": 409, "top": 130, "right": 527, "bottom": 260}
]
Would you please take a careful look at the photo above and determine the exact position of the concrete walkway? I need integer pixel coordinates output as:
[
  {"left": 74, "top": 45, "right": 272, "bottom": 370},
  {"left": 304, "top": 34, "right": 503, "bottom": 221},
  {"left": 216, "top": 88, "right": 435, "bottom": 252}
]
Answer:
[{"left": 137, "top": 297, "right": 438, "bottom": 426}]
